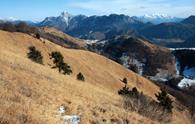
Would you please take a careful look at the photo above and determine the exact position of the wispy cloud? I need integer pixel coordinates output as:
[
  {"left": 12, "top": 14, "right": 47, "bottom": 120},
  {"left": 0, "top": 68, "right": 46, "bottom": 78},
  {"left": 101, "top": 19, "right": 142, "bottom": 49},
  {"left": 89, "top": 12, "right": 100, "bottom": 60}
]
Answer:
[{"left": 67, "top": 0, "right": 195, "bottom": 17}]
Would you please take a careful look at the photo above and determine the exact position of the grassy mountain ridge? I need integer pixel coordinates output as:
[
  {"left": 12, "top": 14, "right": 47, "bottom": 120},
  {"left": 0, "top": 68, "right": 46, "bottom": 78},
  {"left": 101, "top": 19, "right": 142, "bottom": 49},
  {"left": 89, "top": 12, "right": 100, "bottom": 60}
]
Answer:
[
  {"left": 0, "top": 22, "right": 87, "bottom": 49},
  {"left": 0, "top": 30, "right": 192, "bottom": 123}
]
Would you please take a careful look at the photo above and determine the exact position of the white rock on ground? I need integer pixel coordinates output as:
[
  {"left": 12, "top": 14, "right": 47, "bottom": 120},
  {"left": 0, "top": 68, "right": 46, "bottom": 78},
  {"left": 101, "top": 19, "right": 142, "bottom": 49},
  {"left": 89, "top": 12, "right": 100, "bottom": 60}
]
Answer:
[
  {"left": 58, "top": 106, "right": 80, "bottom": 124},
  {"left": 58, "top": 106, "right": 65, "bottom": 114},
  {"left": 62, "top": 115, "right": 80, "bottom": 124}
]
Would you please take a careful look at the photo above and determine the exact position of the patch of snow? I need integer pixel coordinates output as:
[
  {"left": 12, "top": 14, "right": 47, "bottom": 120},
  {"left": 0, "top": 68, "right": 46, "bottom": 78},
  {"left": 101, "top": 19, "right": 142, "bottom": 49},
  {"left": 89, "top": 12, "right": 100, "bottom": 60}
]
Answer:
[
  {"left": 174, "top": 56, "right": 195, "bottom": 88},
  {"left": 120, "top": 53, "right": 129, "bottom": 67},
  {"left": 98, "top": 40, "right": 107, "bottom": 44},
  {"left": 149, "top": 76, "right": 168, "bottom": 82},
  {"left": 149, "top": 69, "right": 173, "bottom": 82},
  {"left": 83, "top": 39, "right": 99, "bottom": 44},
  {"left": 60, "top": 12, "right": 74, "bottom": 26},
  {"left": 120, "top": 53, "right": 144, "bottom": 75},
  {"left": 130, "top": 60, "right": 144, "bottom": 75},
  {"left": 175, "top": 58, "right": 180, "bottom": 75},
  {"left": 63, "top": 115, "right": 80, "bottom": 124},
  {"left": 143, "top": 14, "right": 171, "bottom": 19},
  {"left": 170, "top": 48, "right": 195, "bottom": 51},
  {"left": 178, "top": 78, "right": 195, "bottom": 88},
  {"left": 134, "top": 14, "right": 182, "bottom": 24}
]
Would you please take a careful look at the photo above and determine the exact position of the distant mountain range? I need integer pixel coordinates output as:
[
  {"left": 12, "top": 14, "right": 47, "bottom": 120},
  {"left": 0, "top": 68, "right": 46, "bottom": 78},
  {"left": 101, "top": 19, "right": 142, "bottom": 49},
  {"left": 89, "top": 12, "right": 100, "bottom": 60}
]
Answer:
[
  {"left": 37, "top": 12, "right": 195, "bottom": 48},
  {"left": 139, "top": 16, "right": 195, "bottom": 47},
  {"left": 1, "top": 12, "right": 195, "bottom": 48},
  {"left": 0, "top": 18, "right": 37, "bottom": 26},
  {"left": 39, "top": 12, "right": 74, "bottom": 31},
  {"left": 132, "top": 14, "right": 183, "bottom": 24},
  {"left": 38, "top": 12, "right": 147, "bottom": 40},
  {"left": 37, "top": 12, "right": 186, "bottom": 39}
]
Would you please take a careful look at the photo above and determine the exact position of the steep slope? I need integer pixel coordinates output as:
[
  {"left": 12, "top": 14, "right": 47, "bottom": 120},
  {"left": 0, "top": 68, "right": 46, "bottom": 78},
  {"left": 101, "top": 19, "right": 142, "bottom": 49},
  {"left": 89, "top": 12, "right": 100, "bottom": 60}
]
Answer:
[
  {"left": 41, "top": 27, "right": 87, "bottom": 49},
  {"left": 0, "top": 30, "right": 190, "bottom": 124},
  {"left": 0, "top": 22, "right": 87, "bottom": 49}
]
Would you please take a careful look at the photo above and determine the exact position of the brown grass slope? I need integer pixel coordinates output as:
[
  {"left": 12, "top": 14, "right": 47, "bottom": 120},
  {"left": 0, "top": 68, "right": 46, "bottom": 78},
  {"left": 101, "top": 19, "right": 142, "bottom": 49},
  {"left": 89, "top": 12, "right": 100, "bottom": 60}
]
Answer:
[
  {"left": 41, "top": 27, "right": 87, "bottom": 49},
  {"left": 0, "top": 30, "right": 190, "bottom": 124}
]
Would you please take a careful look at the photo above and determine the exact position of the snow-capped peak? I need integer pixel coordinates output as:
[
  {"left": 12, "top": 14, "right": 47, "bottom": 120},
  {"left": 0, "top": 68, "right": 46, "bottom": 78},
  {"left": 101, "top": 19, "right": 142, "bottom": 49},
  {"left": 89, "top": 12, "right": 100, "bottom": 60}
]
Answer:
[
  {"left": 0, "top": 17, "right": 17, "bottom": 21},
  {"left": 60, "top": 12, "right": 74, "bottom": 25},
  {"left": 143, "top": 14, "right": 173, "bottom": 19},
  {"left": 134, "top": 14, "right": 182, "bottom": 24},
  {"left": 60, "top": 12, "right": 73, "bottom": 18}
]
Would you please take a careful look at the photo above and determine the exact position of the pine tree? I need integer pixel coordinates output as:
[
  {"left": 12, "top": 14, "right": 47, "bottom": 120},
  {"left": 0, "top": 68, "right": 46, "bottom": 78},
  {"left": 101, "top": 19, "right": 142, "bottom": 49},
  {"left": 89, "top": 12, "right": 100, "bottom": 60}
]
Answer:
[
  {"left": 50, "top": 51, "right": 72, "bottom": 75},
  {"left": 61, "top": 63, "right": 72, "bottom": 75},
  {"left": 155, "top": 87, "right": 173, "bottom": 113},
  {"left": 50, "top": 52, "right": 64, "bottom": 67},
  {"left": 118, "top": 86, "right": 129, "bottom": 95},
  {"left": 131, "top": 87, "right": 139, "bottom": 97},
  {"left": 122, "top": 77, "right": 128, "bottom": 87},
  {"left": 77, "top": 72, "right": 85, "bottom": 81},
  {"left": 36, "top": 33, "right": 41, "bottom": 39},
  {"left": 27, "top": 46, "right": 43, "bottom": 64}
]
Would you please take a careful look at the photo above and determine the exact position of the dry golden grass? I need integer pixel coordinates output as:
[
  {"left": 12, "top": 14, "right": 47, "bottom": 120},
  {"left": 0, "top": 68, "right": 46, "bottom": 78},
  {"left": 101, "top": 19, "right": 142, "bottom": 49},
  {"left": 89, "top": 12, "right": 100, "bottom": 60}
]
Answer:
[
  {"left": 42, "top": 27, "right": 87, "bottom": 48},
  {"left": 0, "top": 30, "right": 191, "bottom": 124}
]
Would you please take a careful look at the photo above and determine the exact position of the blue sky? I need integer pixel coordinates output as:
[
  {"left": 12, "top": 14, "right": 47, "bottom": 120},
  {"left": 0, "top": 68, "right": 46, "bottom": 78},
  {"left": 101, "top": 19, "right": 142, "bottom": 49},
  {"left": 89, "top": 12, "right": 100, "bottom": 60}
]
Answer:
[{"left": 0, "top": 0, "right": 195, "bottom": 21}]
